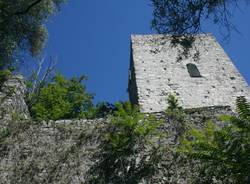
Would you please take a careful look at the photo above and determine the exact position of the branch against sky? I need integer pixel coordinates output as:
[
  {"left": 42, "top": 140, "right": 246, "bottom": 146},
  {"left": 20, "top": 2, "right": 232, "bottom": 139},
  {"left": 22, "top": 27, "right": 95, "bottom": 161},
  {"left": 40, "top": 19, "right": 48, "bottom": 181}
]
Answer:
[
  {"left": 12, "top": 0, "right": 46, "bottom": 16},
  {"left": 0, "top": 0, "right": 65, "bottom": 70},
  {"left": 151, "top": 0, "right": 250, "bottom": 38}
]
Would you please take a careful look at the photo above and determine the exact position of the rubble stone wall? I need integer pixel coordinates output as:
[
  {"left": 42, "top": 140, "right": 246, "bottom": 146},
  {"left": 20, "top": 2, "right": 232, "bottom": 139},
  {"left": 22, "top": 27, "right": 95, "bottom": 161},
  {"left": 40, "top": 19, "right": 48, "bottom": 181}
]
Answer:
[
  {"left": 0, "top": 75, "right": 29, "bottom": 128},
  {"left": 0, "top": 76, "right": 233, "bottom": 183},
  {"left": 129, "top": 34, "right": 250, "bottom": 112}
]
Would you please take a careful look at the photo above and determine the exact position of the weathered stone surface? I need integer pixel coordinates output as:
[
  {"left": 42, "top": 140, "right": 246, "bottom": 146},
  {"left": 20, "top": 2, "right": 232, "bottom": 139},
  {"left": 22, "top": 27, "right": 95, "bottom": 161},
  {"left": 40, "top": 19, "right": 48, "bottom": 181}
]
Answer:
[
  {"left": 0, "top": 74, "right": 234, "bottom": 183},
  {"left": 0, "top": 109, "right": 233, "bottom": 184},
  {"left": 0, "top": 118, "right": 107, "bottom": 184},
  {"left": 0, "top": 75, "right": 29, "bottom": 127},
  {"left": 129, "top": 34, "right": 250, "bottom": 112}
]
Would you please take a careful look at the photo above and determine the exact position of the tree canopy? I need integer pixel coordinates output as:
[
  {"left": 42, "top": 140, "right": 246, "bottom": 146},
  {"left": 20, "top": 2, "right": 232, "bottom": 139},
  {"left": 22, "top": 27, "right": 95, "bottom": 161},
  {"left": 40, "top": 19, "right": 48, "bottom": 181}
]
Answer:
[
  {"left": 29, "top": 74, "right": 94, "bottom": 120},
  {"left": 0, "top": 0, "right": 65, "bottom": 70},
  {"left": 151, "top": 0, "right": 249, "bottom": 37}
]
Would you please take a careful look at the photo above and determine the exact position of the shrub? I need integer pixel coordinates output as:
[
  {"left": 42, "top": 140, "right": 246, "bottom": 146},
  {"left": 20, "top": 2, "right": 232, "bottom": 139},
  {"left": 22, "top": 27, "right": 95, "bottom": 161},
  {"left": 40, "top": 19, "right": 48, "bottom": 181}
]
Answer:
[
  {"left": 30, "top": 74, "right": 94, "bottom": 120},
  {"left": 165, "top": 94, "right": 186, "bottom": 122},
  {"left": 178, "top": 96, "right": 250, "bottom": 183},
  {"left": 87, "top": 102, "right": 165, "bottom": 183},
  {"left": 0, "top": 69, "right": 11, "bottom": 88},
  {"left": 83, "top": 102, "right": 115, "bottom": 119}
]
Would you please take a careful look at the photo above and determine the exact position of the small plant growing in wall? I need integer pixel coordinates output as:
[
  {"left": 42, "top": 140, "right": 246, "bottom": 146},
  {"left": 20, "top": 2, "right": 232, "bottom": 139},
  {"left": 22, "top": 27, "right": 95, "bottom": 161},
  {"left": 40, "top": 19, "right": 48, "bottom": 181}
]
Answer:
[{"left": 165, "top": 94, "right": 186, "bottom": 122}]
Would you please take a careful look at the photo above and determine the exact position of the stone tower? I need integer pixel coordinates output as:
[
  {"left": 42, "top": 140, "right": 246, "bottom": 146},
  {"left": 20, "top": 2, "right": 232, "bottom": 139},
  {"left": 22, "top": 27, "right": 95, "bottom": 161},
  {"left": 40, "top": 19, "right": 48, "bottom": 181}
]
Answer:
[{"left": 128, "top": 34, "right": 250, "bottom": 113}]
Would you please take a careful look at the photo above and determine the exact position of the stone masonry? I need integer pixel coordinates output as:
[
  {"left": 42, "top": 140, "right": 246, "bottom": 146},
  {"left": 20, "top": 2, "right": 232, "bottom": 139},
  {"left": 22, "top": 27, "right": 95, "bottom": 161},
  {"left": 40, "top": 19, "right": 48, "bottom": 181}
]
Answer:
[
  {"left": 0, "top": 76, "right": 234, "bottom": 184},
  {"left": 0, "top": 75, "right": 29, "bottom": 127},
  {"left": 129, "top": 34, "right": 250, "bottom": 112}
]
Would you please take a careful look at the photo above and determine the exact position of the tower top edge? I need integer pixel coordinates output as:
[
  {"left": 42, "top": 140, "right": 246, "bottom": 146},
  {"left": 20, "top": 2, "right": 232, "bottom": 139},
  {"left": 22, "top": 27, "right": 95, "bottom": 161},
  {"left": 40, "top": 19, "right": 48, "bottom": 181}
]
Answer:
[{"left": 131, "top": 33, "right": 214, "bottom": 41}]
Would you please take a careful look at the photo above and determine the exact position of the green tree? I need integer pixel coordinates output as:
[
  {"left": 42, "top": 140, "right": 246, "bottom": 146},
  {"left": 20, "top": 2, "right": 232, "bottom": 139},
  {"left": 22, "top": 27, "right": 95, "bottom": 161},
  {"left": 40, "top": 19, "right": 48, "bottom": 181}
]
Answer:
[
  {"left": 179, "top": 96, "right": 250, "bottom": 183},
  {"left": 0, "top": 0, "right": 65, "bottom": 70},
  {"left": 151, "top": 0, "right": 249, "bottom": 37},
  {"left": 30, "top": 74, "right": 94, "bottom": 120},
  {"left": 84, "top": 102, "right": 115, "bottom": 119}
]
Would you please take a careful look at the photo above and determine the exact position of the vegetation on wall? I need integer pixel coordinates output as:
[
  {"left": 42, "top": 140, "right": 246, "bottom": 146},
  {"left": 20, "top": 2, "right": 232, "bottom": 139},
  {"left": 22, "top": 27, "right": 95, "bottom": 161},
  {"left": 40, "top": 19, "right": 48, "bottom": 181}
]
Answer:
[
  {"left": 25, "top": 70, "right": 118, "bottom": 120},
  {"left": 85, "top": 102, "right": 116, "bottom": 119},
  {"left": 0, "top": 69, "right": 11, "bottom": 88},
  {"left": 87, "top": 102, "right": 166, "bottom": 183},
  {"left": 165, "top": 94, "right": 186, "bottom": 122},
  {"left": 28, "top": 74, "right": 94, "bottom": 120},
  {"left": 0, "top": 1, "right": 249, "bottom": 183},
  {"left": 2, "top": 76, "right": 250, "bottom": 183},
  {"left": 178, "top": 96, "right": 250, "bottom": 183}
]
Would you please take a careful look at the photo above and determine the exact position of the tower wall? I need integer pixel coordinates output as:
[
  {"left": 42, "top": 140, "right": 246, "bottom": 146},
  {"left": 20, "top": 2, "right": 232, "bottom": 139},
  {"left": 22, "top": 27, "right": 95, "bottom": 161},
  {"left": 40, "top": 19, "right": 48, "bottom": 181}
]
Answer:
[
  {"left": 129, "top": 34, "right": 250, "bottom": 112},
  {"left": 128, "top": 47, "right": 139, "bottom": 105}
]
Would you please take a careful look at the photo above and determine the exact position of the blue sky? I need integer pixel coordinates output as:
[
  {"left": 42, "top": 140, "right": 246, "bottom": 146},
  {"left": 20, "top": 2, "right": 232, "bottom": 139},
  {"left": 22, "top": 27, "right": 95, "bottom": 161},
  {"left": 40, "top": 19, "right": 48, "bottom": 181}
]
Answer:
[{"left": 44, "top": 0, "right": 250, "bottom": 104}]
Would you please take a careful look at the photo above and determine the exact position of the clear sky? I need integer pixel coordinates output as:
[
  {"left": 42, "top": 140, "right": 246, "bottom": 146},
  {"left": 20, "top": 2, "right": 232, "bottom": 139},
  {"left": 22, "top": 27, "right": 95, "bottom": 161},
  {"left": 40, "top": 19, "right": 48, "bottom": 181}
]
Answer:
[{"left": 44, "top": 0, "right": 250, "bottom": 104}]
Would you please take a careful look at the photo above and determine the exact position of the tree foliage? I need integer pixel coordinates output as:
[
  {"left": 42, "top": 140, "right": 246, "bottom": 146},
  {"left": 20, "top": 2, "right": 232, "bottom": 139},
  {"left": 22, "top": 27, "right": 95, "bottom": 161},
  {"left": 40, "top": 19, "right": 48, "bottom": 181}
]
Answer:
[
  {"left": 179, "top": 96, "right": 250, "bottom": 183},
  {"left": 29, "top": 74, "right": 94, "bottom": 120},
  {"left": 86, "top": 102, "right": 116, "bottom": 119},
  {"left": 151, "top": 0, "right": 249, "bottom": 37},
  {"left": 0, "top": 69, "right": 11, "bottom": 88},
  {"left": 87, "top": 102, "right": 165, "bottom": 183},
  {"left": 165, "top": 94, "right": 186, "bottom": 122},
  {"left": 0, "top": 0, "right": 65, "bottom": 69}
]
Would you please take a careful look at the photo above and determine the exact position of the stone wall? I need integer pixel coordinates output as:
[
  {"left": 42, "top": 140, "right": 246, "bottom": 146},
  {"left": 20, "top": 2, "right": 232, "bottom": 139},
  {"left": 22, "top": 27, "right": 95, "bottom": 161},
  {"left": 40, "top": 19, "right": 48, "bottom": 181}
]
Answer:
[
  {"left": 0, "top": 76, "right": 234, "bottom": 183},
  {"left": 0, "top": 118, "right": 106, "bottom": 184},
  {"left": 0, "top": 111, "right": 233, "bottom": 184},
  {"left": 129, "top": 34, "right": 250, "bottom": 112},
  {"left": 128, "top": 49, "right": 139, "bottom": 105},
  {"left": 0, "top": 75, "right": 29, "bottom": 127}
]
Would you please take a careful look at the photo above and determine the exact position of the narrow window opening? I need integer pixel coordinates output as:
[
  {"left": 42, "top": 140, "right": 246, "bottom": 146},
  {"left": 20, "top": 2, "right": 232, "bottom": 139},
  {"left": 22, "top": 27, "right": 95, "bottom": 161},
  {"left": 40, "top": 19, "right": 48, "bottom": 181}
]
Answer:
[{"left": 186, "top": 63, "right": 202, "bottom": 77}]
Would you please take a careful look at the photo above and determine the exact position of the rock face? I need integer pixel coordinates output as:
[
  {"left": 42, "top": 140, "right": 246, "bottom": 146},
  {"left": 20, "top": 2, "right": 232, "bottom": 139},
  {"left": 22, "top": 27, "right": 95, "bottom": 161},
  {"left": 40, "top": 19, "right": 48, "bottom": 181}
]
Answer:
[
  {"left": 0, "top": 75, "right": 29, "bottom": 127},
  {"left": 128, "top": 34, "right": 250, "bottom": 112},
  {"left": 0, "top": 75, "right": 234, "bottom": 184}
]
